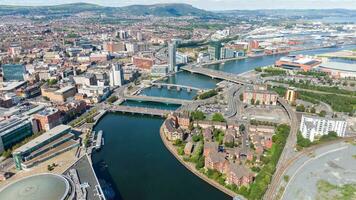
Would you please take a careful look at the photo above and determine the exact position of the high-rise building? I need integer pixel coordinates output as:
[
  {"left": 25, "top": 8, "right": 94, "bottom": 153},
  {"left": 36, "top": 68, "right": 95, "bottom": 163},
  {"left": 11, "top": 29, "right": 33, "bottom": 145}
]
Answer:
[
  {"left": 168, "top": 43, "right": 177, "bottom": 72},
  {"left": 118, "top": 30, "right": 128, "bottom": 40},
  {"left": 208, "top": 42, "right": 222, "bottom": 60},
  {"left": 285, "top": 87, "right": 298, "bottom": 104},
  {"left": 300, "top": 115, "right": 347, "bottom": 142},
  {"left": 110, "top": 64, "right": 124, "bottom": 87}
]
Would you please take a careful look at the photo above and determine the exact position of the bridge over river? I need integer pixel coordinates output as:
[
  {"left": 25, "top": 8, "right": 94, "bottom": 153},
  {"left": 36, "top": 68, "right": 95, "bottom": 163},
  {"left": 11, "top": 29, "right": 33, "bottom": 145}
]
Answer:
[
  {"left": 181, "top": 66, "right": 252, "bottom": 85},
  {"left": 123, "top": 94, "right": 193, "bottom": 105},
  {"left": 151, "top": 82, "right": 206, "bottom": 92},
  {"left": 109, "top": 105, "right": 172, "bottom": 117}
]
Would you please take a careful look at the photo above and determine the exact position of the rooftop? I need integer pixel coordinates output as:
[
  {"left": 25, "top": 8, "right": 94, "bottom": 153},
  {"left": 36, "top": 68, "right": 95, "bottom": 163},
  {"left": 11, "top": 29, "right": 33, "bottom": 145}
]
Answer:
[
  {"left": 0, "top": 173, "right": 70, "bottom": 200},
  {"left": 319, "top": 61, "right": 356, "bottom": 72},
  {"left": 13, "top": 124, "right": 71, "bottom": 154}
]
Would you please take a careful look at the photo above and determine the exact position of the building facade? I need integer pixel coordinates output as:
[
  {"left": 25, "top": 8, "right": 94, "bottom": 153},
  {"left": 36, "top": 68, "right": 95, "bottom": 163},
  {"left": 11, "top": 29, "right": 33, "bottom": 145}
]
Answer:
[
  {"left": 168, "top": 43, "right": 177, "bottom": 72},
  {"left": 300, "top": 115, "right": 347, "bottom": 142}
]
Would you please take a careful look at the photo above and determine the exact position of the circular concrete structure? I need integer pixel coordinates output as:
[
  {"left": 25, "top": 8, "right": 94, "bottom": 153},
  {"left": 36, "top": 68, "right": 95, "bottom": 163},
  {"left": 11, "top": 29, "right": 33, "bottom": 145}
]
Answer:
[{"left": 0, "top": 173, "right": 70, "bottom": 200}]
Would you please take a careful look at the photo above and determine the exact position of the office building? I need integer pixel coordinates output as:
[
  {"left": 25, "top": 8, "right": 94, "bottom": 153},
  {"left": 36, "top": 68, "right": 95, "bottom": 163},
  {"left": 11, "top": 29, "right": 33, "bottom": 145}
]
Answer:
[
  {"left": 12, "top": 125, "right": 79, "bottom": 170},
  {"left": 176, "top": 52, "right": 189, "bottom": 64},
  {"left": 41, "top": 85, "right": 76, "bottom": 103},
  {"left": 1, "top": 64, "right": 25, "bottom": 81},
  {"left": 220, "top": 47, "right": 235, "bottom": 59},
  {"left": 109, "top": 64, "right": 124, "bottom": 87},
  {"left": 300, "top": 115, "right": 347, "bottom": 142},
  {"left": 208, "top": 42, "right": 222, "bottom": 60},
  {"left": 168, "top": 43, "right": 177, "bottom": 72},
  {"left": 0, "top": 117, "right": 33, "bottom": 154}
]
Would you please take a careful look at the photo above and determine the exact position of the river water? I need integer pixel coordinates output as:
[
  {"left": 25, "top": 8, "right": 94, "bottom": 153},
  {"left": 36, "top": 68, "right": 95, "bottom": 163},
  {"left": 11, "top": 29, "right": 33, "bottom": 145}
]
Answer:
[{"left": 92, "top": 45, "right": 356, "bottom": 200}]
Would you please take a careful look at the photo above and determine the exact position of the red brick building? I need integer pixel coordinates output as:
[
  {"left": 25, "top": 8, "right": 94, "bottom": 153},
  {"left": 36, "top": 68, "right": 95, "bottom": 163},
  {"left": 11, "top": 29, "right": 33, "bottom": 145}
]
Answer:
[{"left": 132, "top": 56, "right": 155, "bottom": 70}]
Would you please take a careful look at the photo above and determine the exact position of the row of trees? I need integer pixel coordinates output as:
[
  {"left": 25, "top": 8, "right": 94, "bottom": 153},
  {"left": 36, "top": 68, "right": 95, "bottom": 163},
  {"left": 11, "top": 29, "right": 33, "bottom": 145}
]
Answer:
[
  {"left": 297, "top": 131, "right": 339, "bottom": 150},
  {"left": 240, "top": 124, "right": 290, "bottom": 200}
]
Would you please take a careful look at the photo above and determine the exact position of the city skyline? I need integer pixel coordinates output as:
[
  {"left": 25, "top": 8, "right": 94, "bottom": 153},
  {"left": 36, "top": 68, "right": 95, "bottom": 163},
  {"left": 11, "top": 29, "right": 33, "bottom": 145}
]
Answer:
[{"left": 0, "top": 0, "right": 356, "bottom": 10}]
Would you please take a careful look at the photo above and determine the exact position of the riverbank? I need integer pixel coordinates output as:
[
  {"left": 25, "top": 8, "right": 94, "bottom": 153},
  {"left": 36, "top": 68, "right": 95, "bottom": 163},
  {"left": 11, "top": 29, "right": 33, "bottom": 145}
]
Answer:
[{"left": 159, "top": 123, "right": 240, "bottom": 199}]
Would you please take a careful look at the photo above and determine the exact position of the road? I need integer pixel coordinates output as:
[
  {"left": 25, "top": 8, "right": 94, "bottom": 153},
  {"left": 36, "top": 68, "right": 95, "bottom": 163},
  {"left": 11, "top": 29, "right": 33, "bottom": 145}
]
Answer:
[{"left": 264, "top": 98, "right": 298, "bottom": 200}]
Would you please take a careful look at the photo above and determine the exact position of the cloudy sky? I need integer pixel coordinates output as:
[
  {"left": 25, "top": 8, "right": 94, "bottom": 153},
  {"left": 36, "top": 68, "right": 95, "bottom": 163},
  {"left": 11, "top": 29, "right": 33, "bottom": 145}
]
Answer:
[{"left": 0, "top": 0, "right": 356, "bottom": 10}]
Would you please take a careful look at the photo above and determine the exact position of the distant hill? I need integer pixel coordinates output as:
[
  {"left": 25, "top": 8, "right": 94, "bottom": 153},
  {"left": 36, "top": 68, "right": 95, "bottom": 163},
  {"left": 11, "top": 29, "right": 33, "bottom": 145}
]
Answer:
[{"left": 0, "top": 3, "right": 214, "bottom": 17}]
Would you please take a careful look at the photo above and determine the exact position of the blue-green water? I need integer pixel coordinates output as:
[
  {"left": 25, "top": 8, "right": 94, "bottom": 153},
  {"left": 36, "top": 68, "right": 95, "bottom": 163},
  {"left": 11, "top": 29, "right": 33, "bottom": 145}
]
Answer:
[
  {"left": 121, "top": 100, "right": 180, "bottom": 110},
  {"left": 141, "top": 86, "right": 197, "bottom": 100},
  {"left": 206, "top": 45, "right": 356, "bottom": 74},
  {"left": 2, "top": 64, "right": 25, "bottom": 81},
  {"left": 92, "top": 113, "right": 231, "bottom": 200},
  {"left": 159, "top": 71, "right": 220, "bottom": 89}
]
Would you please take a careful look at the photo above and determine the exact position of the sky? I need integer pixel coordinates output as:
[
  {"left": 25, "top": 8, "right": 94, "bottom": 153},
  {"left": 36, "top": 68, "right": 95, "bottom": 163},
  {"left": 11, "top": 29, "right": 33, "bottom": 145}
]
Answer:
[{"left": 0, "top": 0, "right": 356, "bottom": 10}]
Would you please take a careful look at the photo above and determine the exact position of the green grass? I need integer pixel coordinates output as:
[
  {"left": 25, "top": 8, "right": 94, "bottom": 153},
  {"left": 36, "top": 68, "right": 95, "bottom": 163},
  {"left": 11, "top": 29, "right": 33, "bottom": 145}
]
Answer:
[{"left": 316, "top": 180, "right": 356, "bottom": 200}]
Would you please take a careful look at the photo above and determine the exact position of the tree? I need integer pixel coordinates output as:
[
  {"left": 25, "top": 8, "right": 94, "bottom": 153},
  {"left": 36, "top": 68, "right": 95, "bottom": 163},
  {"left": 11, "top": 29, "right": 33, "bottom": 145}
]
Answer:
[
  {"left": 255, "top": 100, "right": 260, "bottom": 105},
  {"left": 191, "top": 111, "right": 205, "bottom": 120},
  {"left": 310, "top": 107, "right": 316, "bottom": 113},
  {"left": 212, "top": 113, "right": 225, "bottom": 122},
  {"left": 297, "top": 133, "right": 311, "bottom": 148},
  {"left": 195, "top": 156, "right": 205, "bottom": 169},
  {"left": 296, "top": 104, "right": 305, "bottom": 112},
  {"left": 319, "top": 110, "right": 327, "bottom": 117},
  {"left": 250, "top": 98, "right": 255, "bottom": 105},
  {"left": 239, "top": 124, "right": 246, "bottom": 133}
]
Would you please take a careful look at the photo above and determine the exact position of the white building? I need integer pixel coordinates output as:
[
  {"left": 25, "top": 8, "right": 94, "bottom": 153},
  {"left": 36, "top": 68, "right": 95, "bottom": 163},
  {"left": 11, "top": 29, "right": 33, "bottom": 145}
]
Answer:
[
  {"left": 168, "top": 43, "right": 176, "bottom": 72},
  {"left": 197, "top": 52, "right": 210, "bottom": 63},
  {"left": 176, "top": 52, "right": 188, "bottom": 64},
  {"left": 300, "top": 115, "right": 347, "bottom": 142},
  {"left": 109, "top": 64, "right": 124, "bottom": 87},
  {"left": 151, "top": 65, "right": 168, "bottom": 77}
]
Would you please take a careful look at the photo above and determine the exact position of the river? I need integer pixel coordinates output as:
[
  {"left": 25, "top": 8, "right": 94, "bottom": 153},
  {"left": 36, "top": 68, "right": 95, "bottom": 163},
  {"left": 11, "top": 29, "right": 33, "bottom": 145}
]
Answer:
[
  {"left": 92, "top": 113, "right": 231, "bottom": 200},
  {"left": 92, "top": 45, "right": 356, "bottom": 200}
]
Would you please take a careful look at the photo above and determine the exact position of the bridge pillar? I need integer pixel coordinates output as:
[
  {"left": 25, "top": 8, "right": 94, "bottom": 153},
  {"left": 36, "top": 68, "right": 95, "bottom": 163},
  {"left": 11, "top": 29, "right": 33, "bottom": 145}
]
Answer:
[
  {"left": 157, "top": 84, "right": 162, "bottom": 89},
  {"left": 187, "top": 88, "right": 191, "bottom": 92},
  {"left": 176, "top": 86, "right": 181, "bottom": 91},
  {"left": 167, "top": 85, "right": 171, "bottom": 90}
]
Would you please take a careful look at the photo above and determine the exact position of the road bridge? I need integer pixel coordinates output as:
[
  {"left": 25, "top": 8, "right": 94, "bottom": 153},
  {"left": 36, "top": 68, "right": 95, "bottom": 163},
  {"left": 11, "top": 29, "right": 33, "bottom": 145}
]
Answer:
[
  {"left": 151, "top": 82, "right": 205, "bottom": 92},
  {"left": 123, "top": 95, "right": 193, "bottom": 105},
  {"left": 109, "top": 105, "right": 172, "bottom": 117},
  {"left": 181, "top": 66, "right": 251, "bottom": 85}
]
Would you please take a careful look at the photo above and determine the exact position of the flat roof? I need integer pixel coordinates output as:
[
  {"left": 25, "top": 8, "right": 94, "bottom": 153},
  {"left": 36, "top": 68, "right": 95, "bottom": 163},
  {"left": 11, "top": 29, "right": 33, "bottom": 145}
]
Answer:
[
  {"left": 56, "top": 85, "right": 75, "bottom": 94},
  {"left": 319, "top": 61, "right": 356, "bottom": 72},
  {"left": 13, "top": 124, "right": 71, "bottom": 154},
  {"left": 0, "top": 81, "right": 26, "bottom": 92}
]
